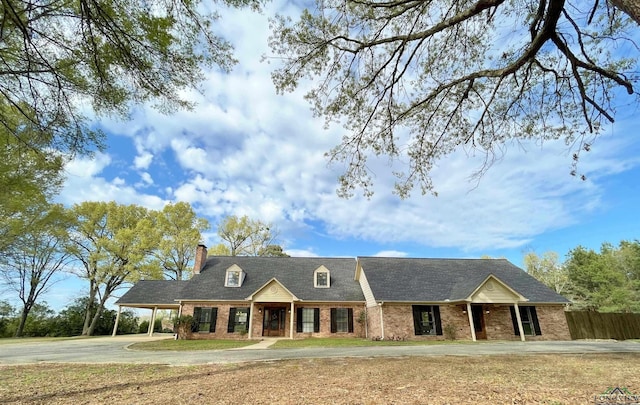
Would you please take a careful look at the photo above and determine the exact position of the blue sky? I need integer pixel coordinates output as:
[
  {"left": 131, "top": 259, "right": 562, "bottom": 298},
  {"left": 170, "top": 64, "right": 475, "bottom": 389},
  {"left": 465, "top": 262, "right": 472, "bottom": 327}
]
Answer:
[{"left": 4, "top": 1, "right": 640, "bottom": 312}]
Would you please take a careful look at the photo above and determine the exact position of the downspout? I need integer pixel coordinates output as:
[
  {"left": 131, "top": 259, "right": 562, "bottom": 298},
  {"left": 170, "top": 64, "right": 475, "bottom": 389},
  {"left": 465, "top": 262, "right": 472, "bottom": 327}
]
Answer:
[
  {"left": 111, "top": 305, "right": 122, "bottom": 337},
  {"left": 364, "top": 306, "right": 368, "bottom": 339},
  {"left": 378, "top": 302, "right": 385, "bottom": 340}
]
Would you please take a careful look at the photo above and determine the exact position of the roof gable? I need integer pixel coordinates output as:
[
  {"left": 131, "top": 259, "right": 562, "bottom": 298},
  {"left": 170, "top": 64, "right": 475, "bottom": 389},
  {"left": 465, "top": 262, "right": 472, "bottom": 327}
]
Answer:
[
  {"left": 469, "top": 275, "right": 528, "bottom": 303},
  {"left": 248, "top": 278, "right": 299, "bottom": 302}
]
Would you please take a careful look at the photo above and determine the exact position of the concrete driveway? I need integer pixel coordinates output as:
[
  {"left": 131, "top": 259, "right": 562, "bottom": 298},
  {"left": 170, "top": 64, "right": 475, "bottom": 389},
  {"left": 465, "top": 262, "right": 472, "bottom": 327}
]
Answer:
[{"left": 0, "top": 334, "right": 638, "bottom": 366}]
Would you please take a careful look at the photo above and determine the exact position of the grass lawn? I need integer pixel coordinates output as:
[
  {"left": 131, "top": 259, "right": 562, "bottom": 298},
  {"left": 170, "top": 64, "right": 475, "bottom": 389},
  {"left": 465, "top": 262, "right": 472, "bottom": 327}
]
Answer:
[
  {"left": 269, "top": 337, "right": 471, "bottom": 349},
  {"left": 0, "top": 336, "right": 92, "bottom": 345},
  {"left": 1, "top": 354, "right": 638, "bottom": 404},
  {"left": 129, "top": 338, "right": 257, "bottom": 351}
]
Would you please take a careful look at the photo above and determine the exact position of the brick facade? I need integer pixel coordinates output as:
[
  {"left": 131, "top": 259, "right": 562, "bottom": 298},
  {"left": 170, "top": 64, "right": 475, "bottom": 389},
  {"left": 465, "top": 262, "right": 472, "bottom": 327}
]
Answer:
[{"left": 369, "top": 303, "right": 569, "bottom": 341}]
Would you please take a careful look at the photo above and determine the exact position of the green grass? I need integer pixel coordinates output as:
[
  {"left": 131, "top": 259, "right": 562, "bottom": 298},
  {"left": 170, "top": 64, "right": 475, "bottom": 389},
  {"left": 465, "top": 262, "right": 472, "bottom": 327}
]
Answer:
[
  {"left": 129, "top": 338, "right": 258, "bottom": 351},
  {"left": 269, "top": 337, "right": 471, "bottom": 349},
  {"left": 0, "top": 336, "right": 91, "bottom": 345}
]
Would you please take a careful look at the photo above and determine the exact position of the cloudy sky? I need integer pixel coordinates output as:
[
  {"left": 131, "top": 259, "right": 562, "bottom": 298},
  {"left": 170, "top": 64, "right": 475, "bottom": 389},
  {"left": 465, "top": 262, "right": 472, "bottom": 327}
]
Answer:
[{"left": 13, "top": 1, "right": 640, "bottom": 311}]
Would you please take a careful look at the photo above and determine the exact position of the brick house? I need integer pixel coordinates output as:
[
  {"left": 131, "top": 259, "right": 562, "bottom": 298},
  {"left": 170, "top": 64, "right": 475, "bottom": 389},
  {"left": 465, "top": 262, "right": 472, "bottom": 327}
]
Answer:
[{"left": 114, "top": 245, "right": 571, "bottom": 341}]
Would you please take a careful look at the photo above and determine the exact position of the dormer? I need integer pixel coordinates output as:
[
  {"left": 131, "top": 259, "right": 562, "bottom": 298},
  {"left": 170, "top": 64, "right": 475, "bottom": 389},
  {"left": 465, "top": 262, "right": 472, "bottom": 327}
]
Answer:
[
  {"left": 225, "top": 264, "right": 245, "bottom": 287},
  {"left": 314, "top": 265, "right": 330, "bottom": 288}
]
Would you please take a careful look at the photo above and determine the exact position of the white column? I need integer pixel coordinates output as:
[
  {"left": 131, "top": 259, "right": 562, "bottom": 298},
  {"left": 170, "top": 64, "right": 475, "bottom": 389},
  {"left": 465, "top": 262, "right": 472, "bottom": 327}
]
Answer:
[
  {"left": 514, "top": 303, "right": 526, "bottom": 342},
  {"left": 148, "top": 307, "right": 157, "bottom": 337},
  {"left": 467, "top": 303, "right": 476, "bottom": 342},
  {"left": 248, "top": 301, "right": 254, "bottom": 339},
  {"left": 289, "top": 301, "right": 295, "bottom": 339},
  {"left": 111, "top": 306, "right": 122, "bottom": 337},
  {"left": 379, "top": 303, "right": 385, "bottom": 340}
]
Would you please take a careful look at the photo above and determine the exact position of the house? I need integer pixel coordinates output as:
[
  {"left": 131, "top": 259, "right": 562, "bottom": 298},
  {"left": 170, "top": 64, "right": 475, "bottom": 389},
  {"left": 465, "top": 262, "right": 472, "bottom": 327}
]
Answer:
[{"left": 114, "top": 245, "right": 571, "bottom": 341}]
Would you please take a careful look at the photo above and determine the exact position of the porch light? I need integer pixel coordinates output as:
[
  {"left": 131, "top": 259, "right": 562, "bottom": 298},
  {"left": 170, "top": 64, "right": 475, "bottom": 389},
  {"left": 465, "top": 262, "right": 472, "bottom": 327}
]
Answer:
[{"left": 485, "top": 310, "right": 490, "bottom": 314}]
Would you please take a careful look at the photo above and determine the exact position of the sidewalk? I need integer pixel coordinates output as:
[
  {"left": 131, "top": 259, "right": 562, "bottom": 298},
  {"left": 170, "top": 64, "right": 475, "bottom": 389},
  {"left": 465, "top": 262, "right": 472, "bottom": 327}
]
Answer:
[{"left": 228, "top": 338, "right": 281, "bottom": 350}]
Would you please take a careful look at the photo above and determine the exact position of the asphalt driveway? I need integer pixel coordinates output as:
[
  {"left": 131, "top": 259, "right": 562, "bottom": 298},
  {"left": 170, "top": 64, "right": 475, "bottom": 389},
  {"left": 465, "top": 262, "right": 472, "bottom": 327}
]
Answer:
[{"left": 0, "top": 334, "right": 638, "bottom": 366}]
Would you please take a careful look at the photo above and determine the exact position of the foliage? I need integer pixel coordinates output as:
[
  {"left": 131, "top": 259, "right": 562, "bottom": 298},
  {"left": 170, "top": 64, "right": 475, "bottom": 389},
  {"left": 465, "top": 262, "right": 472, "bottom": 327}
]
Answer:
[
  {"left": 50, "top": 297, "right": 138, "bottom": 337},
  {"left": 524, "top": 251, "right": 570, "bottom": 294},
  {"left": 152, "top": 202, "right": 209, "bottom": 280},
  {"left": 66, "top": 201, "right": 161, "bottom": 335},
  {"left": 0, "top": 0, "right": 262, "bottom": 158},
  {"left": 212, "top": 215, "right": 281, "bottom": 256},
  {"left": 0, "top": 203, "right": 75, "bottom": 336},
  {"left": 138, "top": 319, "right": 163, "bottom": 334},
  {"left": 173, "top": 315, "right": 195, "bottom": 340},
  {"left": 257, "top": 244, "right": 290, "bottom": 257},
  {"left": 564, "top": 241, "right": 640, "bottom": 312},
  {"left": 443, "top": 324, "right": 457, "bottom": 341},
  {"left": 269, "top": 0, "right": 640, "bottom": 197}
]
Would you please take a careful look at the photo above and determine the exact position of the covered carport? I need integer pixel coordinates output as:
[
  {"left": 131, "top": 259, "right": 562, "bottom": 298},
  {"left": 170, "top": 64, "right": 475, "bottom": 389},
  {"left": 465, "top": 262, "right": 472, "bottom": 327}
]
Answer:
[{"left": 113, "top": 280, "right": 187, "bottom": 337}]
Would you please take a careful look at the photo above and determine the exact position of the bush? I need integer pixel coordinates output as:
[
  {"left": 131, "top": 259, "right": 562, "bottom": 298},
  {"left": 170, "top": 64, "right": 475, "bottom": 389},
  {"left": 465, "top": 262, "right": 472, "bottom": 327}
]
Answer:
[
  {"left": 138, "top": 318, "right": 162, "bottom": 334},
  {"left": 443, "top": 324, "right": 457, "bottom": 340},
  {"left": 173, "top": 315, "right": 195, "bottom": 340}
]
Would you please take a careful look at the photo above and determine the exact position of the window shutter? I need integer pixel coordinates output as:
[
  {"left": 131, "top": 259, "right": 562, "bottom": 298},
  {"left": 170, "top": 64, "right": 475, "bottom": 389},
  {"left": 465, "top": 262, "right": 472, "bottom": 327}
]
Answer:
[
  {"left": 192, "top": 307, "right": 201, "bottom": 333},
  {"left": 412, "top": 306, "right": 422, "bottom": 335},
  {"left": 433, "top": 306, "right": 442, "bottom": 335},
  {"left": 347, "top": 308, "right": 354, "bottom": 333},
  {"left": 509, "top": 306, "right": 520, "bottom": 335},
  {"left": 210, "top": 308, "right": 218, "bottom": 333},
  {"left": 530, "top": 307, "right": 542, "bottom": 335},
  {"left": 227, "top": 308, "right": 236, "bottom": 333},
  {"left": 314, "top": 308, "right": 320, "bottom": 333},
  {"left": 296, "top": 308, "right": 303, "bottom": 333},
  {"left": 330, "top": 308, "right": 337, "bottom": 333}
]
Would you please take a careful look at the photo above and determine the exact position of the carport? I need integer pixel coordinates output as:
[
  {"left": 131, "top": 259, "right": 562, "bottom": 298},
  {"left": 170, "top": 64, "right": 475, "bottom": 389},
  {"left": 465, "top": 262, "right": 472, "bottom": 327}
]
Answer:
[{"left": 113, "top": 280, "right": 187, "bottom": 337}]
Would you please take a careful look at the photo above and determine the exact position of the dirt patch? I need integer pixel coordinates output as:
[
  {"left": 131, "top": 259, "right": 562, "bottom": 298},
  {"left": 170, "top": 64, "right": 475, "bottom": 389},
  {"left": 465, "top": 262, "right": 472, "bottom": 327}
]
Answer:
[{"left": 1, "top": 354, "right": 639, "bottom": 404}]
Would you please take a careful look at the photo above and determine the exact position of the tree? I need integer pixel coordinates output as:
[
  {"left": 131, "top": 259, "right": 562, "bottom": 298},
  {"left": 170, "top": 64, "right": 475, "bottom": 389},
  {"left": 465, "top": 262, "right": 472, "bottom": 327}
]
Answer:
[
  {"left": 1, "top": 0, "right": 261, "bottom": 158},
  {"left": 523, "top": 251, "right": 570, "bottom": 295},
  {"left": 152, "top": 202, "right": 209, "bottom": 280},
  {"left": 269, "top": 0, "right": 640, "bottom": 197},
  {"left": 0, "top": 203, "right": 74, "bottom": 337},
  {"left": 0, "top": 119, "right": 65, "bottom": 253},
  {"left": 211, "top": 215, "right": 279, "bottom": 256},
  {"left": 565, "top": 241, "right": 640, "bottom": 312},
  {"left": 52, "top": 296, "right": 138, "bottom": 336},
  {"left": 258, "top": 244, "right": 290, "bottom": 257},
  {"left": 66, "top": 201, "right": 161, "bottom": 336}
]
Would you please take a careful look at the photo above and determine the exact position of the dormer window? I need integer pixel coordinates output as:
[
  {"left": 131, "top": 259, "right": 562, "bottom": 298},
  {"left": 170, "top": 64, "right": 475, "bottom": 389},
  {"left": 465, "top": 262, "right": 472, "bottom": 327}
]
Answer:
[
  {"left": 225, "top": 265, "right": 245, "bottom": 287},
  {"left": 314, "top": 266, "right": 330, "bottom": 288}
]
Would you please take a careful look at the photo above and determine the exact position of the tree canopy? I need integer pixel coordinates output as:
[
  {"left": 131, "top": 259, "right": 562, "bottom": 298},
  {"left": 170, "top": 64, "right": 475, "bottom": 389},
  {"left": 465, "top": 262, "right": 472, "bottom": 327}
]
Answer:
[
  {"left": 269, "top": 0, "right": 640, "bottom": 197},
  {"left": 211, "top": 215, "right": 285, "bottom": 256},
  {"left": 1, "top": 0, "right": 261, "bottom": 157}
]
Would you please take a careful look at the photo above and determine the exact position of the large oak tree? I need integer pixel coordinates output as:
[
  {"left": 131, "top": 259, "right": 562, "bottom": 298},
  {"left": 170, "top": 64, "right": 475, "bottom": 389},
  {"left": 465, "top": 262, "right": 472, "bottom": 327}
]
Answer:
[{"left": 269, "top": 0, "right": 640, "bottom": 197}]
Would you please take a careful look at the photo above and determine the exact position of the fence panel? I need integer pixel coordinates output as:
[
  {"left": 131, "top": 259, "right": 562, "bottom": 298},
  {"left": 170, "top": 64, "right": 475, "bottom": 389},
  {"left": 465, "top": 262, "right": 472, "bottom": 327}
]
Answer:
[{"left": 565, "top": 311, "right": 640, "bottom": 340}]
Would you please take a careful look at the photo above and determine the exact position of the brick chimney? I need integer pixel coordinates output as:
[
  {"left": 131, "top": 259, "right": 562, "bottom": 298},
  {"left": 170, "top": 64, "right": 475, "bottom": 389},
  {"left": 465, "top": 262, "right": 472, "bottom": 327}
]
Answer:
[{"left": 193, "top": 244, "right": 208, "bottom": 276}]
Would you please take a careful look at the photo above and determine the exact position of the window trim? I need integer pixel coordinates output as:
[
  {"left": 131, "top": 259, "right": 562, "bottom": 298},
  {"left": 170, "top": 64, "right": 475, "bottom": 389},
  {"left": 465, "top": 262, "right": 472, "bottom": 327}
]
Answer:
[
  {"left": 314, "top": 266, "right": 330, "bottom": 288},
  {"left": 191, "top": 307, "right": 218, "bottom": 333},
  {"left": 412, "top": 305, "right": 443, "bottom": 336},
  {"left": 296, "top": 307, "right": 320, "bottom": 333},
  {"left": 224, "top": 265, "right": 245, "bottom": 287},
  {"left": 330, "top": 308, "right": 354, "bottom": 333},
  {"left": 227, "top": 307, "right": 250, "bottom": 333},
  {"left": 510, "top": 306, "right": 542, "bottom": 336}
]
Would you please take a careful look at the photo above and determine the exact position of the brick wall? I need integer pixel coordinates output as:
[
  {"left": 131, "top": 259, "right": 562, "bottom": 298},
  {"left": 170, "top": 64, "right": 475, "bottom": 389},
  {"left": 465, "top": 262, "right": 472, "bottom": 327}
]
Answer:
[
  {"left": 477, "top": 304, "right": 570, "bottom": 341},
  {"left": 181, "top": 303, "right": 250, "bottom": 340},
  {"left": 380, "top": 304, "right": 472, "bottom": 341},
  {"left": 292, "top": 303, "right": 366, "bottom": 339}
]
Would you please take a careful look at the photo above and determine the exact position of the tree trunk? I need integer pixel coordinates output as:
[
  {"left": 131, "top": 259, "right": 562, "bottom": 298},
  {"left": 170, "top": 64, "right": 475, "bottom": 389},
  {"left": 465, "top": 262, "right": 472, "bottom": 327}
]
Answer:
[
  {"left": 610, "top": 0, "right": 640, "bottom": 25},
  {"left": 15, "top": 306, "right": 30, "bottom": 337},
  {"left": 85, "top": 293, "right": 109, "bottom": 336},
  {"left": 81, "top": 285, "right": 97, "bottom": 336}
]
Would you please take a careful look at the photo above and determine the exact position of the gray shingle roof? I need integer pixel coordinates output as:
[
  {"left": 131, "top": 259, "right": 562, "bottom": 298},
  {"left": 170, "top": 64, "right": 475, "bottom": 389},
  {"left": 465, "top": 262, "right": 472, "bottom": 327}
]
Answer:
[
  {"left": 115, "top": 280, "right": 188, "bottom": 306},
  {"left": 179, "top": 256, "right": 365, "bottom": 302},
  {"left": 358, "top": 257, "right": 569, "bottom": 303}
]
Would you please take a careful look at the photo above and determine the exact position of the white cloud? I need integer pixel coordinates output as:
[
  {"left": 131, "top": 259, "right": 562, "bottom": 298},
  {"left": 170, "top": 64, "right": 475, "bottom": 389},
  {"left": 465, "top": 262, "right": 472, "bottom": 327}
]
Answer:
[
  {"left": 134, "top": 151, "right": 154, "bottom": 170},
  {"left": 373, "top": 250, "right": 409, "bottom": 258}
]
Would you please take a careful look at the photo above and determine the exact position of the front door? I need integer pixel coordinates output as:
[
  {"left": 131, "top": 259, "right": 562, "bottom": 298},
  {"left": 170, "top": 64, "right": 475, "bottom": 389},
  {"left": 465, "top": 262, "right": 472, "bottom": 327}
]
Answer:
[
  {"left": 263, "top": 307, "right": 286, "bottom": 337},
  {"left": 471, "top": 305, "right": 487, "bottom": 340}
]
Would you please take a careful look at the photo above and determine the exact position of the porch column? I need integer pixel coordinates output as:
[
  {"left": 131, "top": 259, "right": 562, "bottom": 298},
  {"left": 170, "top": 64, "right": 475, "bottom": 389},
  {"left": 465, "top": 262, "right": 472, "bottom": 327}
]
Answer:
[
  {"left": 379, "top": 303, "right": 385, "bottom": 340},
  {"left": 466, "top": 303, "right": 476, "bottom": 342},
  {"left": 513, "top": 303, "right": 526, "bottom": 342},
  {"left": 248, "top": 301, "right": 254, "bottom": 339},
  {"left": 148, "top": 306, "right": 158, "bottom": 337},
  {"left": 111, "top": 305, "right": 122, "bottom": 337},
  {"left": 289, "top": 301, "right": 295, "bottom": 339}
]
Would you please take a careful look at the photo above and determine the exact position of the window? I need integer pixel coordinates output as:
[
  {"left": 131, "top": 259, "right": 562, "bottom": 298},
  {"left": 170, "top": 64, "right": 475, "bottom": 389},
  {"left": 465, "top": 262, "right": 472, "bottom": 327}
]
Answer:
[
  {"left": 191, "top": 307, "right": 217, "bottom": 333},
  {"left": 510, "top": 306, "right": 542, "bottom": 336},
  {"left": 227, "top": 307, "right": 250, "bottom": 333},
  {"left": 314, "top": 266, "right": 330, "bottom": 288},
  {"left": 330, "top": 308, "right": 353, "bottom": 333},
  {"left": 226, "top": 271, "right": 240, "bottom": 287},
  {"left": 412, "top": 305, "right": 442, "bottom": 336},
  {"left": 296, "top": 308, "right": 320, "bottom": 333}
]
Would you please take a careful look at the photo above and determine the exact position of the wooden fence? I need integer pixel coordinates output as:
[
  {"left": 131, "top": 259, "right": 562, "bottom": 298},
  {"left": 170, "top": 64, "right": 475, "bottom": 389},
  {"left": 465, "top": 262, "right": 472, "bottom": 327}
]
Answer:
[{"left": 565, "top": 311, "right": 640, "bottom": 340}]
